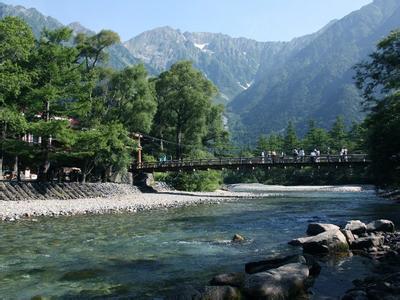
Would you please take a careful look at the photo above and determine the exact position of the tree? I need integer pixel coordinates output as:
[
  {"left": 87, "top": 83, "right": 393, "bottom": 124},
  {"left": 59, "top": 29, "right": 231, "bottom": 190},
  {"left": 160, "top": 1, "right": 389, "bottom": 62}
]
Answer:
[
  {"left": 355, "top": 29, "right": 400, "bottom": 185},
  {"left": 0, "top": 17, "right": 35, "bottom": 179},
  {"left": 329, "top": 116, "right": 348, "bottom": 152},
  {"left": 355, "top": 30, "right": 400, "bottom": 107},
  {"left": 302, "top": 120, "right": 330, "bottom": 153},
  {"left": 72, "top": 123, "right": 134, "bottom": 182},
  {"left": 104, "top": 65, "right": 157, "bottom": 133},
  {"left": 202, "top": 104, "right": 231, "bottom": 157},
  {"left": 0, "top": 17, "right": 35, "bottom": 105},
  {"left": 27, "top": 27, "right": 82, "bottom": 181},
  {"left": 75, "top": 30, "right": 120, "bottom": 72},
  {"left": 154, "top": 61, "right": 217, "bottom": 159},
  {"left": 283, "top": 121, "right": 299, "bottom": 153}
]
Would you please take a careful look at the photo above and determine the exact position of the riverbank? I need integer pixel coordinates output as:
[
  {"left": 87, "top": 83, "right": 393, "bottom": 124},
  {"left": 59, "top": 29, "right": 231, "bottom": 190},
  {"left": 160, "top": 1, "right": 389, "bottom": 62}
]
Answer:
[
  {"left": 0, "top": 186, "right": 396, "bottom": 299},
  {"left": 0, "top": 184, "right": 266, "bottom": 221},
  {"left": 0, "top": 182, "right": 376, "bottom": 221}
]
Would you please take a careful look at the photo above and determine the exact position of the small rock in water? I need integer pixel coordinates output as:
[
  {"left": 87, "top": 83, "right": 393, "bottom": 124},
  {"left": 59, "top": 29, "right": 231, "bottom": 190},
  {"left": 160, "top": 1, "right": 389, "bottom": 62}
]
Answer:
[{"left": 232, "top": 234, "right": 245, "bottom": 242}]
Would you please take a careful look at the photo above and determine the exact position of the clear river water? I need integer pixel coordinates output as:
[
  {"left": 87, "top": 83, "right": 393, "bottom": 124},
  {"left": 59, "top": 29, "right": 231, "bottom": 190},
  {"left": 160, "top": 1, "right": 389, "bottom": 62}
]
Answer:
[{"left": 0, "top": 189, "right": 399, "bottom": 299}]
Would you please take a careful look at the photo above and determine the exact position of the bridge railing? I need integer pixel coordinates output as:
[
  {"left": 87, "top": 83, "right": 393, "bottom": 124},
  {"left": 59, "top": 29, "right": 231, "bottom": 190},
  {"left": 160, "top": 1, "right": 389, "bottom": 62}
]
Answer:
[{"left": 132, "top": 154, "right": 369, "bottom": 171}]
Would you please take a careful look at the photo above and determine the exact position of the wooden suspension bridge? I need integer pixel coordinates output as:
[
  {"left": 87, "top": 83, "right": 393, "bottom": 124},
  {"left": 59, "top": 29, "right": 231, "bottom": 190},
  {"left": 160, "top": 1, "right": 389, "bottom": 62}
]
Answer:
[{"left": 131, "top": 154, "right": 370, "bottom": 173}]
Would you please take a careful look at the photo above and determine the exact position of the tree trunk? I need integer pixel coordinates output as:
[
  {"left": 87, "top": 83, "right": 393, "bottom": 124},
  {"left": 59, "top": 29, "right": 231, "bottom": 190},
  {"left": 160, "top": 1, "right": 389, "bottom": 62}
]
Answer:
[
  {"left": 160, "top": 131, "right": 164, "bottom": 152},
  {"left": 13, "top": 155, "right": 18, "bottom": 180},
  {"left": 0, "top": 122, "right": 6, "bottom": 180},
  {"left": 176, "top": 129, "right": 182, "bottom": 160},
  {"left": 38, "top": 101, "right": 51, "bottom": 182}
]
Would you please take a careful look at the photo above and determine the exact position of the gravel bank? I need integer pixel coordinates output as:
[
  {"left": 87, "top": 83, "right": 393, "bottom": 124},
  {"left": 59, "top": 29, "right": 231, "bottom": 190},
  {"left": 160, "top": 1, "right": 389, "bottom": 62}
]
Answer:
[
  {"left": 0, "top": 182, "right": 372, "bottom": 221},
  {"left": 0, "top": 188, "right": 265, "bottom": 221}
]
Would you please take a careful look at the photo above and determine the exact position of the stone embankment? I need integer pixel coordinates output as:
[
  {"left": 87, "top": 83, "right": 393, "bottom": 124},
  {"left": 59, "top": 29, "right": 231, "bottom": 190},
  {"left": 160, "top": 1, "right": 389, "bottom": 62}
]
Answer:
[
  {"left": 0, "top": 181, "right": 141, "bottom": 201},
  {"left": 171, "top": 219, "right": 399, "bottom": 299}
]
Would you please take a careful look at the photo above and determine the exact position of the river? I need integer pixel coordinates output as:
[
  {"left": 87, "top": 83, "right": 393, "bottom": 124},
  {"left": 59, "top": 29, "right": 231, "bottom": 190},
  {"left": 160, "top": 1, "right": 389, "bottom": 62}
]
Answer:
[{"left": 0, "top": 188, "right": 399, "bottom": 299}]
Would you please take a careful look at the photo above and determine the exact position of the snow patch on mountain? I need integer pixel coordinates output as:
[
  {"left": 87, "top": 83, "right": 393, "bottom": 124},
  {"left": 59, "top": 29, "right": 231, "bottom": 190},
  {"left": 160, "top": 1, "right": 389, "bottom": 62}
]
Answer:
[
  {"left": 194, "top": 43, "right": 208, "bottom": 50},
  {"left": 237, "top": 81, "right": 252, "bottom": 90}
]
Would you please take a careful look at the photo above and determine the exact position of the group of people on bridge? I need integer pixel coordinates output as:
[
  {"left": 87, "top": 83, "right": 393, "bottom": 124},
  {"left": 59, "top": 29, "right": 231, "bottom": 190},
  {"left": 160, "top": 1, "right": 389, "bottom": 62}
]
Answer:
[{"left": 260, "top": 146, "right": 349, "bottom": 163}]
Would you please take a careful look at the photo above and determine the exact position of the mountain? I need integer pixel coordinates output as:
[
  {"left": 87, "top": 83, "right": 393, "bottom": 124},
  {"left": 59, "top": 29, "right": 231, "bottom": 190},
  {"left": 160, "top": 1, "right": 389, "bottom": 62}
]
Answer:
[
  {"left": 228, "top": 0, "right": 400, "bottom": 143},
  {"left": 2, "top": 1, "right": 400, "bottom": 142},
  {"left": 0, "top": 2, "right": 140, "bottom": 70},
  {"left": 124, "top": 27, "right": 266, "bottom": 103}
]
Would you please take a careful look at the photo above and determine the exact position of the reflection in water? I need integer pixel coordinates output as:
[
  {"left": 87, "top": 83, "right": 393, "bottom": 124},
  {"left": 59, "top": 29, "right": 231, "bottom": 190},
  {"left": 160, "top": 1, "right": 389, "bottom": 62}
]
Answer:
[{"left": 0, "top": 190, "right": 399, "bottom": 299}]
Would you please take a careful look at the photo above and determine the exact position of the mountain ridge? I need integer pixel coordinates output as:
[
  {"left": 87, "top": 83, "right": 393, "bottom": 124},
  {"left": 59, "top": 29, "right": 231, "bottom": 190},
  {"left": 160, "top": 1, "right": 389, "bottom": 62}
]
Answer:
[
  {"left": 228, "top": 0, "right": 400, "bottom": 142},
  {"left": 1, "top": 0, "right": 399, "bottom": 142}
]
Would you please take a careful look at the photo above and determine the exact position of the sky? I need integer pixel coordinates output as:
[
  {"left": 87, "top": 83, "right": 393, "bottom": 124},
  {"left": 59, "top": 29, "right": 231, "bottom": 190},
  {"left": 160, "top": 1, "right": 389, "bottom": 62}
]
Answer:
[{"left": 2, "top": 0, "right": 373, "bottom": 42}]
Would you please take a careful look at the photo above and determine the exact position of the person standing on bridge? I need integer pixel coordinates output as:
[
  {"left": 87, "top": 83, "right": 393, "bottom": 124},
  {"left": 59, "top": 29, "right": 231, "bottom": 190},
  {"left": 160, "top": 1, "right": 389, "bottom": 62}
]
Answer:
[
  {"left": 299, "top": 149, "right": 305, "bottom": 162},
  {"left": 310, "top": 150, "right": 317, "bottom": 163},
  {"left": 293, "top": 148, "right": 298, "bottom": 162},
  {"left": 261, "top": 151, "right": 265, "bottom": 163},
  {"left": 271, "top": 150, "right": 277, "bottom": 163},
  {"left": 340, "top": 147, "right": 348, "bottom": 162},
  {"left": 315, "top": 149, "right": 321, "bottom": 162}
]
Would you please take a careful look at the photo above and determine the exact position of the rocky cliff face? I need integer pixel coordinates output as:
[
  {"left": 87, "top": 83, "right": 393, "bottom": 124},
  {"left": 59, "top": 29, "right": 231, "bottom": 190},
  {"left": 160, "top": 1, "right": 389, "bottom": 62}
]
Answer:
[
  {"left": 228, "top": 0, "right": 400, "bottom": 142},
  {"left": 124, "top": 26, "right": 266, "bottom": 103}
]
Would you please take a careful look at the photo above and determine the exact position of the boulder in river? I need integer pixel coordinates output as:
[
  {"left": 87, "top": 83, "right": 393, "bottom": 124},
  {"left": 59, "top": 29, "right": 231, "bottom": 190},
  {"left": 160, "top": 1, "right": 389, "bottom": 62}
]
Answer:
[
  {"left": 201, "top": 285, "right": 241, "bottom": 300},
  {"left": 288, "top": 236, "right": 312, "bottom": 246},
  {"left": 245, "top": 255, "right": 305, "bottom": 274},
  {"left": 345, "top": 220, "right": 367, "bottom": 235},
  {"left": 209, "top": 272, "right": 245, "bottom": 288},
  {"left": 341, "top": 229, "right": 356, "bottom": 245},
  {"left": 307, "top": 223, "right": 340, "bottom": 236},
  {"left": 232, "top": 234, "right": 245, "bottom": 242},
  {"left": 366, "top": 219, "right": 395, "bottom": 233},
  {"left": 350, "top": 234, "right": 384, "bottom": 250},
  {"left": 302, "top": 229, "right": 349, "bottom": 254},
  {"left": 244, "top": 262, "right": 309, "bottom": 299}
]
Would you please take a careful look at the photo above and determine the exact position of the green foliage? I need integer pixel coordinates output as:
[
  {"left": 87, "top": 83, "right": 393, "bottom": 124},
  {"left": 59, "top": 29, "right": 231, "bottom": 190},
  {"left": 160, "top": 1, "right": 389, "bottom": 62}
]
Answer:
[
  {"left": 283, "top": 121, "right": 299, "bottom": 153},
  {"left": 254, "top": 134, "right": 283, "bottom": 156},
  {"left": 329, "top": 116, "right": 348, "bottom": 152},
  {"left": 0, "top": 16, "right": 35, "bottom": 104},
  {"left": 104, "top": 64, "right": 157, "bottom": 133},
  {"left": 76, "top": 30, "right": 120, "bottom": 71},
  {"left": 165, "top": 170, "right": 222, "bottom": 192},
  {"left": 0, "top": 18, "right": 228, "bottom": 189},
  {"left": 355, "top": 29, "right": 400, "bottom": 186},
  {"left": 154, "top": 61, "right": 218, "bottom": 158},
  {"left": 302, "top": 120, "right": 330, "bottom": 153}
]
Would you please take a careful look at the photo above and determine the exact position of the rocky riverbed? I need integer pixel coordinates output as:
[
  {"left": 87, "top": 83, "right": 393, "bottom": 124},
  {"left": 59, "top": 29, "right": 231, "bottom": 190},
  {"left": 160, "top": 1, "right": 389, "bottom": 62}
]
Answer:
[{"left": 175, "top": 218, "right": 400, "bottom": 299}]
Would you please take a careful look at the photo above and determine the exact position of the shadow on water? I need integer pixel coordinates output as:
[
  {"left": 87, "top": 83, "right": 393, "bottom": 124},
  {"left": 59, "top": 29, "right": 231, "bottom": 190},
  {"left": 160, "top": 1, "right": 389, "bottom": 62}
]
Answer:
[
  {"left": 107, "top": 258, "right": 169, "bottom": 272},
  {"left": 60, "top": 268, "right": 107, "bottom": 281}
]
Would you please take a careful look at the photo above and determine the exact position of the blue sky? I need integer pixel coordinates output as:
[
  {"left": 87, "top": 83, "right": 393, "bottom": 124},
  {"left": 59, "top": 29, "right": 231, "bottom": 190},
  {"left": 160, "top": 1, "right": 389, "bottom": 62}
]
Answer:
[{"left": 2, "top": 0, "right": 372, "bottom": 41}]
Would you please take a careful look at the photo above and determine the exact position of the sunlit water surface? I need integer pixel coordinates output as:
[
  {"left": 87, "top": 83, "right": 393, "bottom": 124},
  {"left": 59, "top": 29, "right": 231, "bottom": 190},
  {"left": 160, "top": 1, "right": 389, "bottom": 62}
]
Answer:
[{"left": 0, "top": 190, "right": 399, "bottom": 299}]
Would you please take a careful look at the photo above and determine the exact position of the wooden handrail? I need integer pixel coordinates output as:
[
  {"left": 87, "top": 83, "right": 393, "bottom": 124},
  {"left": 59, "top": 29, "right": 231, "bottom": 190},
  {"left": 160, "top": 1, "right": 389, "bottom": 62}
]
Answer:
[{"left": 132, "top": 154, "right": 370, "bottom": 170}]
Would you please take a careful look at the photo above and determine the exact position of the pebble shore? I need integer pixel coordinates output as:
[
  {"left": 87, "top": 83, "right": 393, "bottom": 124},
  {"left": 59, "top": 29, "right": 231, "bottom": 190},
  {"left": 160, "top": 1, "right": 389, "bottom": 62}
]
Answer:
[{"left": 0, "top": 187, "right": 265, "bottom": 221}]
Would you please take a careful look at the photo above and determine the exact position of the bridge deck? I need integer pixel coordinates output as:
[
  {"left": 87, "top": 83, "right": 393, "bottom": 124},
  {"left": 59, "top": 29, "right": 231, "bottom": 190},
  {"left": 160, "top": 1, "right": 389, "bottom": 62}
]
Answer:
[{"left": 132, "top": 154, "right": 370, "bottom": 173}]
